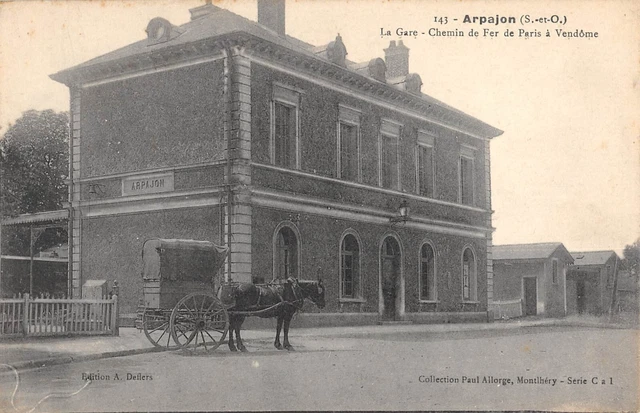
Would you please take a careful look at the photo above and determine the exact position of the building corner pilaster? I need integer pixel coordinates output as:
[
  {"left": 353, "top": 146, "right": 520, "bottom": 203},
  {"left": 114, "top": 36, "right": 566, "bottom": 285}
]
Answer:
[
  {"left": 69, "top": 87, "right": 82, "bottom": 298},
  {"left": 225, "top": 49, "right": 252, "bottom": 283},
  {"left": 485, "top": 141, "right": 493, "bottom": 306}
]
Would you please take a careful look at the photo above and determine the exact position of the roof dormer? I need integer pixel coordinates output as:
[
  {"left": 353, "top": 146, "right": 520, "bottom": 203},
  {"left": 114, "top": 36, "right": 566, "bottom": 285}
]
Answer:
[
  {"left": 146, "top": 17, "right": 183, "bottom": 46},
  {"left": 326, "top": 34, "right": 348, "bottom": 67},
  {"left": 367, "top": 58, "right": 386, "bottom": 82},
  {"left": 405, "top": 73, "right": 423, "bottom": 95}
]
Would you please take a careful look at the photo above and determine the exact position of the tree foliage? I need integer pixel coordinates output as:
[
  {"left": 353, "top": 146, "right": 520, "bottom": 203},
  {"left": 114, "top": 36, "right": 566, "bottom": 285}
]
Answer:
[
  {"left": 0, "top": 110, "right": 69, "bottom": 217},
  {"left": 620, "top": 238, "right": 640, "bottom": 277}
]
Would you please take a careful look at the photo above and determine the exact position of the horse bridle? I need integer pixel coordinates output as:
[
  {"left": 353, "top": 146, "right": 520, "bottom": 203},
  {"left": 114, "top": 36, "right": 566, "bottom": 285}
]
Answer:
[{"left": 287, "top": 278, "right": 305, "bottom": 310}]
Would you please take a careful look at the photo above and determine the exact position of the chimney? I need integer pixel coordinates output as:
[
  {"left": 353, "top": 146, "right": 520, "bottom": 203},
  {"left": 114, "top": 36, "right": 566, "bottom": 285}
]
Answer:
[
  {"left": 258, "top": 0, "right": 286, "bottom": 36},
  {"left": 189, "top": 1, "right": 220, "bottom": 21},
  {"left": 384, "top": 40, "right": 409, "bottom": 78}
]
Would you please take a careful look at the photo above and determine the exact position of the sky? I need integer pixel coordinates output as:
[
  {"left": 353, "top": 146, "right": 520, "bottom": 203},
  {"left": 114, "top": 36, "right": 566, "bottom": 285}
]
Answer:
[{"left": 0, "top": 0, "right": 638, "bottom": 254}]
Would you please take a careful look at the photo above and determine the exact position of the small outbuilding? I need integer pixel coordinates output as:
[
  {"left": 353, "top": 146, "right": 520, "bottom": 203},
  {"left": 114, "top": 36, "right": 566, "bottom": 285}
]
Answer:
[
  {"left": 491, "top": 243, "right": 573, "bottom": 319},
  {"left": 615, "top": 270, "right": 638, "bottom": 315},
  {"left": 567, "top": 251, "right": 619, "bottom": 315}
]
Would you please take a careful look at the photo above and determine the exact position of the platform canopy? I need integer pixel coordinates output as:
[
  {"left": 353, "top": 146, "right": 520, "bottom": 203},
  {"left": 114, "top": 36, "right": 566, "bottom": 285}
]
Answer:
[{"left": 0, "top": 209, "right": 69, "bottom": 297}]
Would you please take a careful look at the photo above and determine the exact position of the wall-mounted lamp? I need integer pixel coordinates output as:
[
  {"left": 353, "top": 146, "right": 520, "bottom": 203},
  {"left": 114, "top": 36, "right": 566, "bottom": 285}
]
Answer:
[
  {"left": 390, "top": 200, "right": 410, "bottom": 224},
  {"left": 88, "top": 183, "right": 106, "bottom": 196}
]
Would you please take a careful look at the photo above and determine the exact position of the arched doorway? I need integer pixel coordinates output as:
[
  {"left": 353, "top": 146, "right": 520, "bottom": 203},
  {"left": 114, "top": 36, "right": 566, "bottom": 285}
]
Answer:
[
  {"left": 380, "top": 236, "right": 402, "bottom": 321},
  {"left": 271, "top": 222, "right": 301, "bottom": 283}
]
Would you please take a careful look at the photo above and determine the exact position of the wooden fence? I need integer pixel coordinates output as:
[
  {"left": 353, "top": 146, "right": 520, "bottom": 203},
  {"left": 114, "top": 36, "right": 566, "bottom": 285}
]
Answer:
[{"left": 0, "top": 293, "right": 118, "bottom": 338}]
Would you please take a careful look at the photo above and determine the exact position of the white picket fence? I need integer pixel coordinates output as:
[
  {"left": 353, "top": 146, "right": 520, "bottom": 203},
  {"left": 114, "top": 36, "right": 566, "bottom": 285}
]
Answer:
[
  {"left": 489, "top": 299, "right": 523, "bottom": 320},
  {"left": 0, "top": 293, "right": 119, "bottom": 337}
]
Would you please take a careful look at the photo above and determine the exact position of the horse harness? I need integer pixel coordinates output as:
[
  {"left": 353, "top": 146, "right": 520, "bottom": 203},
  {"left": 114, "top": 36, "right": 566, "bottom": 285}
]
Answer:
[{"left": 256, "top": 278, "right": 304, "bottom": 311}]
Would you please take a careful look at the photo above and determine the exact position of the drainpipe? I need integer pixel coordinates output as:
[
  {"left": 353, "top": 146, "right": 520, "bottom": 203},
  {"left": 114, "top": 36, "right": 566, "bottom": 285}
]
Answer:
[
  {"left": 222, "top": 42, "right": 234, "bottom": 283},
  {"left": 67, "top": 97, "right": 74, "bottom": 298}
]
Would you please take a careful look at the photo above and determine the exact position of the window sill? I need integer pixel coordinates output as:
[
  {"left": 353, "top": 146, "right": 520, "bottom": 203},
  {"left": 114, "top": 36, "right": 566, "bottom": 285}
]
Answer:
[
  {"left": 419, "top": 300, "right": 439, "bottom": 304},
  {"left": 339, "top": 298, "right": 366, "bottom": 303},
  {"left": 462, "top": 301, "right": 480, "bottom": 304}
]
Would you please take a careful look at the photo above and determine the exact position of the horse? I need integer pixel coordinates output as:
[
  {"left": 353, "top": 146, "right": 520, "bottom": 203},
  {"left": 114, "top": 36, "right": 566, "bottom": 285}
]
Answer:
[{"left": 222, "top": 278, "right": 325, "bottom": 352}]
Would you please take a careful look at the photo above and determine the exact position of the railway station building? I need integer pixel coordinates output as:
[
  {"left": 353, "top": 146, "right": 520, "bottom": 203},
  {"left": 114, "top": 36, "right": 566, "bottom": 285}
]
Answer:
[{"left": 50, "top": 1, "right": 503, "bottom": 325}]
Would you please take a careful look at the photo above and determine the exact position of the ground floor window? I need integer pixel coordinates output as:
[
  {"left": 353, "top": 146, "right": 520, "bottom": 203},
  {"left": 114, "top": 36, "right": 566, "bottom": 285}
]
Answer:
[
  {"left": 420, "top": 243, "right": 436, "bottom": 301},
  {"left": 340, "top": 233, "right": 361, "bottom": 298},
  {"left": 274, "top": 225, "right": 299, "bottom": 280},
  {"left": 462, "top": 247, "right": 477, "bottom": 301}
]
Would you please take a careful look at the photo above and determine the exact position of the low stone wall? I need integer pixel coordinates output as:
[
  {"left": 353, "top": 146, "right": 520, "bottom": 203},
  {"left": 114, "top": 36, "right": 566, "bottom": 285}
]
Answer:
[
  {"left": 243, "top": 312, "right": 380, "bottom": 329},
  {"left": 489, "top": 299, "right": 523, "bottom": 320},
  {"left": 122, "top": 311, "right": 491, "bottom": 330},
  {"left": 242, "top": 311, "right": 490, "bottom": 329},
  {"left": 404, "top": 311, "right": 490, "bottom": 324}
]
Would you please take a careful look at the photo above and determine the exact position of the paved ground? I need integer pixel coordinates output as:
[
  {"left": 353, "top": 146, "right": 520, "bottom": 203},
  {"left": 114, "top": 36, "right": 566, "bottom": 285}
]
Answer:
[
  {"left": 0, "top": 315, "right": 634, "bottom": 368},
  {"left": 0, "top": 324, "right": 637, "bottom": 412}
]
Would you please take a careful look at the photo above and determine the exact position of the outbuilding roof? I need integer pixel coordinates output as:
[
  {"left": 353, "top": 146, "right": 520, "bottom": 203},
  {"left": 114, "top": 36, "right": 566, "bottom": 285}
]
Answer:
[
  {"left": 570, "top": 250, "right": 618, "bottom": 266},
  {"left": 493, "top": 242, "right": 573, "bottom": 262}
]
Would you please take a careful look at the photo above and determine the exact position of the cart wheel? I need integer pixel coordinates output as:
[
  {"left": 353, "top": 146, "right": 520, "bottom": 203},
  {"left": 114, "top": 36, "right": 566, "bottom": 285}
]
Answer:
[
  {"left": 142, "top": 309, "right": 174, "bottom": 348},
  {"left": 169, "top": 293, "right": 228, "bottom": 350}
]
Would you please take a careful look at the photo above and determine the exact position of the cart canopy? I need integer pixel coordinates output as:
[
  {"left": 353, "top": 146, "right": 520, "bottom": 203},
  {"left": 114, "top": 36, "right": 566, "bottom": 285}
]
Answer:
[{"left": 142, "top": 239, "right": 228, "bottom": 282}]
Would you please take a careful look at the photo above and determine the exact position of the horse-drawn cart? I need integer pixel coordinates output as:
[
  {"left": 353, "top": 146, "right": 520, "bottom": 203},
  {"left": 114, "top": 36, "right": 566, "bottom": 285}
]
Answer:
[
  {"left": 136, "top": 238, "right": 325, "bottom": 351},
  {"left": 137, "top": 238, "right": 230, "bottom": 350}
]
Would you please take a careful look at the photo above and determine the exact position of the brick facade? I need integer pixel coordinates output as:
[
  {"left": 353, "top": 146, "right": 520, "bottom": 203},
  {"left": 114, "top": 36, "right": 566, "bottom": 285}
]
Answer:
[{"left": 51, "top": 3, "right": 502, "bottom": 323}]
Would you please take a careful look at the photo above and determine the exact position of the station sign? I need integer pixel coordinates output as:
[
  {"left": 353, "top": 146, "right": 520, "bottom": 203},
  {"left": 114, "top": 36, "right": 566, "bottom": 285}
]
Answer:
[{"left": 122, "top": 172, "right": 174, "bottom": 196}]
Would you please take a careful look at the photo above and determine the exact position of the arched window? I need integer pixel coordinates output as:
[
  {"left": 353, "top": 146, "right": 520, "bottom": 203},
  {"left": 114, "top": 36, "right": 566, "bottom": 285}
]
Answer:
[
  {"left": 420, "top": 243, "right": 436, "bottom": 301},
  {"left": 341, "top": 234, "right": 361, "bottom": 298},
  {"left": 274, "top": 226, "right": 299, "bottom": 280},
  {"left": 462, "top": 247, "right": 477, "bottom": 301}
]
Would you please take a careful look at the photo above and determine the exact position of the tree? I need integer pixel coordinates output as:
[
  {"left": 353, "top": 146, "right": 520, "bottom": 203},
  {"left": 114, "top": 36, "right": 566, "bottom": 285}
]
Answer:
[
  {"left": 620, "top": 238, "right": 640, "bottom": 278},
  {"left": 0, "top": 110, "right": 69, "bottom": 217}
]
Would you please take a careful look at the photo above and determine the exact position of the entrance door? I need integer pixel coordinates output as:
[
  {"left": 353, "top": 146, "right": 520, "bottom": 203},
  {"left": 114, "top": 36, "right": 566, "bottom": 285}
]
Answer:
[
  {"left": 576, "top": 279, "right": 586, "bottom": 314},
  {"left": 523, "top": 277, "right": 537, "bottom": 316},
  {"left": 381, "top": 237, "right": 401, "bottom": 321}
]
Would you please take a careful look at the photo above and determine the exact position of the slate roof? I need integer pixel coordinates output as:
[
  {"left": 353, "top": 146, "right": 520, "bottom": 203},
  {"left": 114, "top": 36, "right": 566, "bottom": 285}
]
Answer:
[
  {"left": 570, "top": 250, "right": 618, "bottom": 266},
  {"left": 61, "top": 6, "right": 317, "bottom": 72},
  {"left": 493, "top": 243, "right": 572, "bottom": 262},
  {"left": 50, "top": 4, "right": 502, "bottom": 139}
]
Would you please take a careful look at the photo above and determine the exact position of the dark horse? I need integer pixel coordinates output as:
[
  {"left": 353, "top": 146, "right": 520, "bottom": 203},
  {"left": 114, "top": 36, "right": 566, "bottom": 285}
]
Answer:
[{"left": 222, "top": 278, "right": 325, "bottom": 352}]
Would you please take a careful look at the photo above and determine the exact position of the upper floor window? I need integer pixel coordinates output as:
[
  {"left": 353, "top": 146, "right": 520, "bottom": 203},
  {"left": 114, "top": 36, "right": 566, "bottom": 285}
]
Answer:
[
  {"left": 420, "top": 243, "right": 436, "bottom": 301},
  {"left": 271, "top": 84, "right": 300, "bottom": 169},
  {"left": 462, "top": 247, "right": 477, "bottom": 301},
  {"left": 337, "top": 105, "right": 361, "bottom": 181},
  {"left": 459, "top": 145, "right": 476, "bottom": 206},
  {"left": 552, "top": 259, "right": 559, "bottom": 284},
  {"left": 380, "top": 119, "right": 402, "bottom": 190},
  {"left": 416, "top": 131, "right": 435, "bottom": 198},
  {"left": 340, "top": 233, "right": 362, "bottom": 299},
  {"left": 274, "top": 224, "right": 299, "bottom": 280}
]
